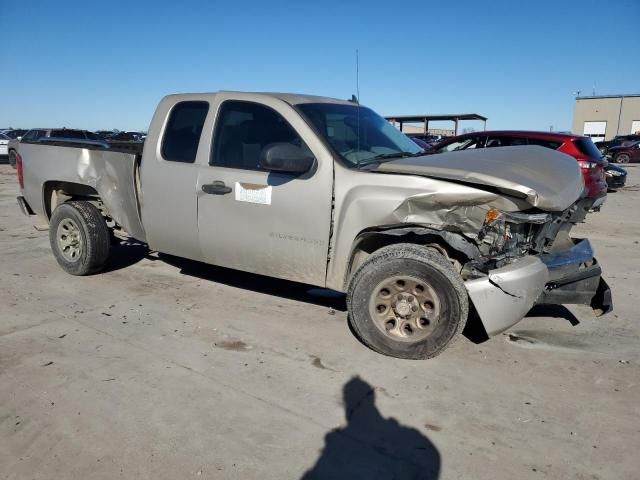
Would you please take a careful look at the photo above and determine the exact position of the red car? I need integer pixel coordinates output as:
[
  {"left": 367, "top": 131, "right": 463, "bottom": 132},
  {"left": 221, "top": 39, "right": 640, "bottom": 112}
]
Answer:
[{"left": 429, "top": 131, "right": 608, "bottom": 205}]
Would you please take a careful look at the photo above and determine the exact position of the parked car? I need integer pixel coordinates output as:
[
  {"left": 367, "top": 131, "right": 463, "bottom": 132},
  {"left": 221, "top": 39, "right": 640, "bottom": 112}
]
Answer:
[
  {"left": 596, "top": 134, "right": 640, "bottom": 156},
  {"left": 14, "top": 91, "right": 611, "bottom": 359},
  {"left": 0, "top": 132, "right": 9, "bottom": 160},
  {"left": 2, "top": 129, "right": 28, "bottom": 140},
  {"left": 604, "top": 163, "right": 627, "bottom": 191},
  {"left": 408, "top": 133, "right": 444, "bottom": 144},
  {"left": 409, "top": 136, "right": 432, "bottom": 151},
  {"left": 606, "top": 141, "right": 640, "bottom": 163},
  {"left": 8, "top": 128, "right": 101, "bottom": 167},
  {"left": 429, "top": 131, "right": 608, "bottom": 209},
  {"left": 94, "top": 130, "right": 117, "bottom": 139},
  {"left": 106, "top": 131, "right": 144, "bottom": 142}
]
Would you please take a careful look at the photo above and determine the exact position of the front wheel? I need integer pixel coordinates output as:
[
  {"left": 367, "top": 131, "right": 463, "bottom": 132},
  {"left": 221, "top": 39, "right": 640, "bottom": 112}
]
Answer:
[
  {"left": 614, "top": 153, "right": 630, "bottom": 164},
  {"left": 49, "top": 201, "right": 111, "bottom": 275},
  {"left": 347, "top": 244, "right": 468, "bottom": 359}
]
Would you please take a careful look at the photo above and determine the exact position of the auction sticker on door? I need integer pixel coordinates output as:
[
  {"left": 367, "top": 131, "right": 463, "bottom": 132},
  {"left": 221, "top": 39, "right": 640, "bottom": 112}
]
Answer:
[{"left": 235, "top": 182, "right": 272, "bottom": 205}]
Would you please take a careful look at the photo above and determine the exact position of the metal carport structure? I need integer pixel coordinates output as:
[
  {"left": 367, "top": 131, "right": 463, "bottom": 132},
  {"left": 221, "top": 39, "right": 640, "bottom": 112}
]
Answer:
[{"left": 385, "top": 113, "right": 488, "bottom": 137}]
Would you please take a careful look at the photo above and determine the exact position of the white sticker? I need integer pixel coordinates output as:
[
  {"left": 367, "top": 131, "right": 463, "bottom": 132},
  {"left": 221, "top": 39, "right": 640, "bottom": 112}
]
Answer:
[{"left": 234, "top": 182, "right": 272, "bottom": 205}]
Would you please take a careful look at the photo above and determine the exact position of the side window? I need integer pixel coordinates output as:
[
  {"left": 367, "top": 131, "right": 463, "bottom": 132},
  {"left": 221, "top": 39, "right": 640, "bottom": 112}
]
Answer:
[
  {"left": 211, "top": 100, "right": 308, "bottom": 170},
  {"left": 161, "top": 101, "right": 209, "bottom": 163},
  {"left": 485, "top": 136, "right": 527, "bottom": 148},
  {"left": 436, "top": 136, "right": 483, "bottom": 153},
  {"left": 23, "top": 130, "right": 45, "bottom": 142},
  {"left": 527, "top": 138, "right": 562, "bottom": 150},
  {"left": 22, "top": 131, "right": 36, "bottom": 142}
]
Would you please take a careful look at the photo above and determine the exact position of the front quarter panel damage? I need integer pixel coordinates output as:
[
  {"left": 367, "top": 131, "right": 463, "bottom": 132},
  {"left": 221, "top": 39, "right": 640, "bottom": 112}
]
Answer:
[
  {"left": 327, "top": 166, "right": 527, "bottom": 291},
  {"left": 390, "top": 186, "right": 499, "bottom": 237}
]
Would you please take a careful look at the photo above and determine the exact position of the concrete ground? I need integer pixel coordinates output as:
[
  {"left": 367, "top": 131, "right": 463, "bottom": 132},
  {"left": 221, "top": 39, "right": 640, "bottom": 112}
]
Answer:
[{"left": 1, "top": 164, "right": 639, "bottom": 480}]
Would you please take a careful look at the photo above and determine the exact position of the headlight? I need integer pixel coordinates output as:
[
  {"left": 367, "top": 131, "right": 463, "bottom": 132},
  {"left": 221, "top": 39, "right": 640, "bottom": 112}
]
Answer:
[{"left": 478, "top": 209, "right": 549, "bottom": 257}]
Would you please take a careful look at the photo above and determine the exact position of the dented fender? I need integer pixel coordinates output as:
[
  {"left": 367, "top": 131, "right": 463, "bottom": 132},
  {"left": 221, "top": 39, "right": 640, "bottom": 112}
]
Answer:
[
  {"left": 390, "top": 188, "right": 499, "bottom": 235},
  {"left": 18, "top": 142, "right": 146, "bottom": 242},
  {"left": 326, "top": 164, "right": 530, "bottom": 290}
]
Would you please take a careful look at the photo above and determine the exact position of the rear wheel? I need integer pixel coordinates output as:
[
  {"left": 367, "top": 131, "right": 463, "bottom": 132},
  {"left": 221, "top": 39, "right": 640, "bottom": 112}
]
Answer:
[
  {"left": 49, "top": 201, "right": 111, "bottom": 275},
  {"left": 347, "top": 244, "right": 468, "bottom": 359},
  {"left": 614, "top": 153, "right": 630, "bottom": 164}
]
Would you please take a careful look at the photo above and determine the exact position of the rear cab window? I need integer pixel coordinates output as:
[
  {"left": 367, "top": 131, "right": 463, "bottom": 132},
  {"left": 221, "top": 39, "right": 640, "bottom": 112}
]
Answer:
[{"left": 161, "top": 101, "right": 209, "bottom": 163}]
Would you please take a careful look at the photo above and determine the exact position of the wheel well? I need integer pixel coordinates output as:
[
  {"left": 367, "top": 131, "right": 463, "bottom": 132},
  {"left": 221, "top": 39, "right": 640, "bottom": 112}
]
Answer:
[
  {"left": 344, "top": 226, "right": 479, "bottom": 289},
  {"left": 43, "top": 181, "right": 100, "bottom": 219}
]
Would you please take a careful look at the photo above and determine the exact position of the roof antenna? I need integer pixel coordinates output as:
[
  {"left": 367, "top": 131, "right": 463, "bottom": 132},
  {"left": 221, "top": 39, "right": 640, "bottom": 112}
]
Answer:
[
  {"left": 356, "top": 49, "right": 360, "bottom": 104},
  {"left": 355, "top": 49, "right": 361, "bottom": 167},
  {"left": 349, "top": 51, "right": 360, "bottom": 104}
]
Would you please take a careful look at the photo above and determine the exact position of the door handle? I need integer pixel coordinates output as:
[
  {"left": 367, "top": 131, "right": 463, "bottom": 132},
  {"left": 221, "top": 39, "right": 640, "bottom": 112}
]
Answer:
[{"left": 202, "top": 181, "right": 232, "bottom": 195}]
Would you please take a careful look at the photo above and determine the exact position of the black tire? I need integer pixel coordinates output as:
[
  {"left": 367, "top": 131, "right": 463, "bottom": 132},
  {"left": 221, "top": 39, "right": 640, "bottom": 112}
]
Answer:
[
  {"left": 614, "top": 153, "right": 630, "bottom": 164},
  {"left": 8, "top": 150, "right": 17, "bottom": 168},
  {"left": 347, "top": 243, "right": 468, "bottom": 359},
  {"left": 49, "top": 201, "right": 111, "bottom": 275}
]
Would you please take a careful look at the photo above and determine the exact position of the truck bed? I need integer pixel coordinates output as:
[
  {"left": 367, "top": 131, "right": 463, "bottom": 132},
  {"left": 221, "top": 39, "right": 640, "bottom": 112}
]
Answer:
[{"left": 19, "top": 141, "right": 146, "bottom": 242}]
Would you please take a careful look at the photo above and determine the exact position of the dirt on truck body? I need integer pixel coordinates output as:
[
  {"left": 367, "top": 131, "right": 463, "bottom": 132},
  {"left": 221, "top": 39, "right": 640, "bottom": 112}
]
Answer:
[{"left": 15, "top": 91, "right": 612, "bottom": 359}]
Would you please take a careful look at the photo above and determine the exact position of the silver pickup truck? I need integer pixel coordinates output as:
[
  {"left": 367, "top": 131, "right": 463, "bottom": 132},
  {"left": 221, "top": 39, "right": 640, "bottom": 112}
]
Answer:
[{"left": 15, "top": 91, "right": 612, "bottom": 359}]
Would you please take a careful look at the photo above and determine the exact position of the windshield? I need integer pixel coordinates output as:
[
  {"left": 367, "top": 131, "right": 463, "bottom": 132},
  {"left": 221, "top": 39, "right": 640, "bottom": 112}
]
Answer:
[
  {"left": 296, "top": 103, "right": 422, "bottom": 166},
  {"left": 0, "top": 133, "right": 9, "bottom": 140}
]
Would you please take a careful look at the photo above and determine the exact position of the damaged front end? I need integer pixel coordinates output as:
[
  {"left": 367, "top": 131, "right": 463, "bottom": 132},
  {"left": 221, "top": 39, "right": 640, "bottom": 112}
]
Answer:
[{"left": 461, "top": 200, "right": 612, "bottom": 336}]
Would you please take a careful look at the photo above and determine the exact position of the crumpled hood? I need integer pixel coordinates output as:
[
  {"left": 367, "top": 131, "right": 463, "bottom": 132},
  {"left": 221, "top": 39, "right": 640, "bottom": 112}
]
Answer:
[{"left": 374, "top": 146, "right": 584, "bottom": 211}]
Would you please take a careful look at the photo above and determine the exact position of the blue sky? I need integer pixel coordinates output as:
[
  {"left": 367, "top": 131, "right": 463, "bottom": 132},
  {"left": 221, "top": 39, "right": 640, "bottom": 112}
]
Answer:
[{"left": 1, "top": 0, "right": 638, "bottom": 132}]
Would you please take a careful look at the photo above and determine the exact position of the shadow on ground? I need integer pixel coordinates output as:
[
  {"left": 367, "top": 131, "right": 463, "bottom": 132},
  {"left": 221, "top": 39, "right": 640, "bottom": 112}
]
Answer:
[
  {"left": 159, "top": 252, "right": 348, "bottom": 311},
  {"left": 102, "top": 240, "right": 150, "bottom": 273},
  {"left": 104, "top": 242, "right": 529, "bottom": 349},
  {"left": 301, "top": 376, "right": 440, "bottom": 480},
  {"left": 526, "top": 304, "right": 580, "bottom": 326}
]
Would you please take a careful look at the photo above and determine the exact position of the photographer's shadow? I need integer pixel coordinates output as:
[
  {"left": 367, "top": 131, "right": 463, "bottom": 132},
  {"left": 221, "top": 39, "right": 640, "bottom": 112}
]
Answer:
[{"left": 302, "top": 377, "right": 440, "bottom": 480}]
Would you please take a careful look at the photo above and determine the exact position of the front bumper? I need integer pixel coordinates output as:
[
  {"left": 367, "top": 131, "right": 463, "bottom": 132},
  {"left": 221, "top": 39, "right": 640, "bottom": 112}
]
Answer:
[
  {"left": 606, "top": 174, "right": 627, "bottom": 190},
  {"left": 466, "top": 239, "right": 611, "bottom": 336},
  {"left": 537, "top": 239, "right": 612, "bottom": 314}
]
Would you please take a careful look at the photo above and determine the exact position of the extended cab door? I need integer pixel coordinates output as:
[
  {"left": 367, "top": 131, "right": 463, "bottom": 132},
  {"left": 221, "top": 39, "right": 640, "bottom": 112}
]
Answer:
[
  {"left": 140, "top": 99, "right": 210, "bottom": 261},
  {"left": 196, "top": 97, "right": 333, "bottom": 286}
]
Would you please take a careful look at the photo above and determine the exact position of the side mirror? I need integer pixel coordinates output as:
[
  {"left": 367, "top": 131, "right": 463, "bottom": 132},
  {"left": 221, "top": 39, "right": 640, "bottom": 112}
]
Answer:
[
  {"left": 17, "top": 136, "right": 22, "bottom": 141},
  {"left": 259, "top": 143, "right": 314, "bottom": 174}
]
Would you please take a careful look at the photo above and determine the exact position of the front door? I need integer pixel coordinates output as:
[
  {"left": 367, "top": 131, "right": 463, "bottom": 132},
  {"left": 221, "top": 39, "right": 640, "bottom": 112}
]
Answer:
[{"left": 196, "top": 98, "right": 333, "bottom": 286}]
